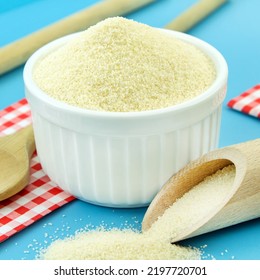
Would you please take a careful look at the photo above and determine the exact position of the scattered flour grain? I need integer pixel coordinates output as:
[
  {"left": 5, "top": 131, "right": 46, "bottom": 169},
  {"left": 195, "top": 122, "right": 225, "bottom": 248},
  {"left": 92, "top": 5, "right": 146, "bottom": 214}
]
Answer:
[
  {"left": 40, "top": 228, "right": 200, "bottom": 260},
  {"left": 33, "top": 17, "right": 216, "bottom": 112}
]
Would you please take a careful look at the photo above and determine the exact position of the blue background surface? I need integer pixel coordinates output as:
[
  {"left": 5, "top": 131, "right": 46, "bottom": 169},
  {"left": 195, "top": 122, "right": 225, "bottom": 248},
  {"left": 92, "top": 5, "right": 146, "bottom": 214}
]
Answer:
[{"left": 0, "top": 0, "right": 259, "bottom": 260}]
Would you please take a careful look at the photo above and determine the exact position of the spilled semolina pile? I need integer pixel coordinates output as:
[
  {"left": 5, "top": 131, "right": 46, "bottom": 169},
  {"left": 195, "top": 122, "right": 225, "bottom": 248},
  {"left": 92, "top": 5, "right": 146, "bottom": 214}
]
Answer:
[
  {"left": 33, "top": 17, "right": 216, "bottom": 112},
  {"left": 40, "top": 228, "right": 200, "bottom": 260},
  {"left": 39, "top": 165, "right": 235, "bottom": 260}
]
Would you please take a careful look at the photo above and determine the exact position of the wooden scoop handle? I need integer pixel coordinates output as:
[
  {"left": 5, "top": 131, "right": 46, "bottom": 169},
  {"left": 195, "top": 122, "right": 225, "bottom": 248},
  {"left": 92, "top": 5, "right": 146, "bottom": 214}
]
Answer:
[
  {"left": 142, "top": 139, "right": 260, "bottom": 242},
  {"left": 0, "top": 0, "right": 155, "bottom": 75}
]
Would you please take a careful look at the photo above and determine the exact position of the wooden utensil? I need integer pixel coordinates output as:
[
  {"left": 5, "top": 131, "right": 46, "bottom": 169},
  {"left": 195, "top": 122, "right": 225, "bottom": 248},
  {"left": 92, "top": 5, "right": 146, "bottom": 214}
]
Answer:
[
  {"left": 165, "top": 0, "right": 227, "bottom": 32},
  {"left": 0, "top": 0, "right": 155, "bottom": 75},
  {"left": 0, "top": 125, "right": 35, "bottom": 201},
  {"left": 142, "top": 139, "right": 260, "bottom": 242}
]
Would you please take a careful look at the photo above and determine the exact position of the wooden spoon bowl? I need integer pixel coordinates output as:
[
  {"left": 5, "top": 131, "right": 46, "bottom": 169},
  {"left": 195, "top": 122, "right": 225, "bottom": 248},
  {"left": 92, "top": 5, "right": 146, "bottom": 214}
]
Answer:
[{"left": 0, "top": 125, "right": 35, "bottom": 201}]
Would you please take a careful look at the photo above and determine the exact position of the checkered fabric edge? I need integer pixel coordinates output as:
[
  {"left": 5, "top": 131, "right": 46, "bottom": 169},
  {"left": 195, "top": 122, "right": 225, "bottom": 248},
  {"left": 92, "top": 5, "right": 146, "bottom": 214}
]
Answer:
[
  {"left": 227, "top": 84, "right": 260, "bottom": 119},
  {"left": 0, "top": 98, "right": 75, "bottom": 243}
]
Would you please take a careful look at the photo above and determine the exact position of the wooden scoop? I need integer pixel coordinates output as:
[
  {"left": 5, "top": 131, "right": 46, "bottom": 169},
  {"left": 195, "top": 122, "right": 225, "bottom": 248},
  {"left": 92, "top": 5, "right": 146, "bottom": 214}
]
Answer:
[
  {"left": 0, "top": 125, "right": 35, "bottom": 201},
  {"left": 142, "top": 138, "right": 260, "bottom": 242}
]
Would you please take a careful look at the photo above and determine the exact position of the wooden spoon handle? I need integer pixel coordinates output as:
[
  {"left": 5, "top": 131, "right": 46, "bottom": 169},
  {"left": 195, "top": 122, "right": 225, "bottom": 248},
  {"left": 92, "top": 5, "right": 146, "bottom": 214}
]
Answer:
[
  {"left": 0, "top": 0, "right": 155, "bottom": 75},
  {"left": 165, "top": 0, "right": 227, "bottom": 32}
]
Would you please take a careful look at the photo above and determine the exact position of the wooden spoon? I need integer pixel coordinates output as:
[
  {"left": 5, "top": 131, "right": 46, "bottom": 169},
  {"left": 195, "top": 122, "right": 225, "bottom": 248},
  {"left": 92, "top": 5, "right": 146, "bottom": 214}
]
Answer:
[
  {"left": 0, "top": 125, "right": 35, "bottom": 201},
  {"left": 142, "top": 138, "right": 260, "bottom": 242}
]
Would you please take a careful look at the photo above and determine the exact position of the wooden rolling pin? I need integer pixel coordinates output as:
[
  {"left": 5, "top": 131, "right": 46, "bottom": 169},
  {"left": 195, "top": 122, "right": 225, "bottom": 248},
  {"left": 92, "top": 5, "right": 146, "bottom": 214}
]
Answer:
[
  {"left": 142, "top": 139, "right": 260, "bottom": 242},
  {"left": 0, "top": 0, "right": 227, "bottom": 76},
  {"left": 0, "top": 0, "right": 155, "bottom": 75}
]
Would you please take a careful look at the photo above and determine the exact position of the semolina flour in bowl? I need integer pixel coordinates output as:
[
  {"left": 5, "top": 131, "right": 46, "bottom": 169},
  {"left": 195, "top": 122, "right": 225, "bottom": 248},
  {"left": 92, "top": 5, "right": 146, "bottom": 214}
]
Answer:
[{"left": 33, "top": 17, "right": 216, "bottom": 112}]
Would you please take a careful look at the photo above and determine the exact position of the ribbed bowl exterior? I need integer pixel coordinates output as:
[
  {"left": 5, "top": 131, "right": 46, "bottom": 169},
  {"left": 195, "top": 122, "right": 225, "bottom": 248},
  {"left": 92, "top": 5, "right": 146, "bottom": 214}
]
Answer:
[
  {"left": 24, "top": 29, "right": 228, "bottom": 207},
  {"left": 29, "top": 105, "right": 222, "bottom": 207}
]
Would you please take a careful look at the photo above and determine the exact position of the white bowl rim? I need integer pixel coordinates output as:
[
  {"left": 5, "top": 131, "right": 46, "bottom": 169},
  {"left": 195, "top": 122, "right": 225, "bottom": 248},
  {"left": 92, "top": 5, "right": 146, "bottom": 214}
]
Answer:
[{"left": 24, "top": 28, "right": 228, "bottom": 119}]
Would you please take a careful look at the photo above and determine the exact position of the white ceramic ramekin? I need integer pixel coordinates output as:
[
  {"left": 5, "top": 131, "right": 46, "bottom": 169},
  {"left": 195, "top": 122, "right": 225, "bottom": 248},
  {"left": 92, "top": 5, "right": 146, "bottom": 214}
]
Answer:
[{"left": 24, "top": 29, "right": 228, "bottom": 207}]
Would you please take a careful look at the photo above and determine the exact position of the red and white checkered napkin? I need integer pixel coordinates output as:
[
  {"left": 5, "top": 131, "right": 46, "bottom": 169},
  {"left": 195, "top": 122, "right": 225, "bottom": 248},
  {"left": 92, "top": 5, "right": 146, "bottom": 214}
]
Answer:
[
  {"left": 227, "top": 84, "right": 260, "bottom": 119},
  {"left": 0, "top": 99, "right": 75, "bottom": 242}
]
